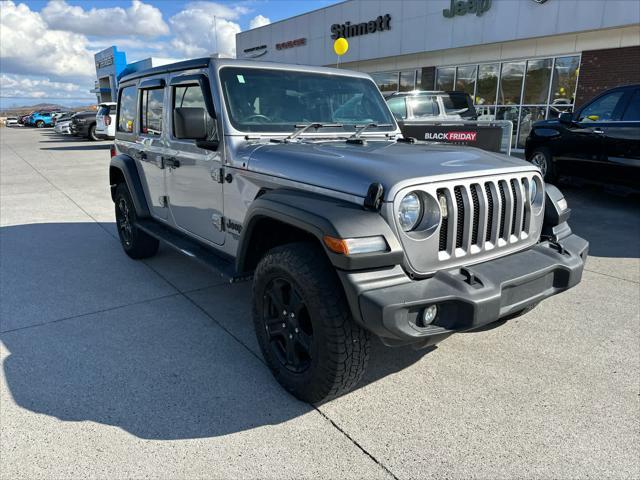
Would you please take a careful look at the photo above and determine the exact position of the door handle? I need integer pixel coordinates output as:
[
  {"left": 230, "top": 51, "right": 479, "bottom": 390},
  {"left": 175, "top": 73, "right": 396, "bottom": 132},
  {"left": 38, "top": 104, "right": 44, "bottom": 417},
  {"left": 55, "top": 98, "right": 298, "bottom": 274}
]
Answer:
[{"left": 593, "top": 128, "right": 605, "bottom": 134}]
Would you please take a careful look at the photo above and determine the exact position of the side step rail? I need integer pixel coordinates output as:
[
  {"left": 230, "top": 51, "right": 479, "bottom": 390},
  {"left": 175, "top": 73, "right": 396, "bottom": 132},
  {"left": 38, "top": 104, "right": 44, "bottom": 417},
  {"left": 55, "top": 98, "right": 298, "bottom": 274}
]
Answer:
[{"left": 136, "top": 219, "right": 252, "bottom": 284}]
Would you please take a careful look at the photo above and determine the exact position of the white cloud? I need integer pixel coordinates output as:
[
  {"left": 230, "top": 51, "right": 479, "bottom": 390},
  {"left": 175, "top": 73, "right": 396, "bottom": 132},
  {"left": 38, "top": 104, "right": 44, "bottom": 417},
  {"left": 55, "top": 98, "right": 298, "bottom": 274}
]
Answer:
[
  {"left": 0, "top": 74, "right": 92, "bottom": 100},
  {"left": 0, "top": 1, "right": 94, "bottom": 80},
  {"left": 169, "top": 3, "right": 243, "bottom": 58},
  {"left": 41, "top": 0, "right": 169, "bottom": 38},
  {"left": 249, "top": 14, "right": 270, "bottom": 29}
]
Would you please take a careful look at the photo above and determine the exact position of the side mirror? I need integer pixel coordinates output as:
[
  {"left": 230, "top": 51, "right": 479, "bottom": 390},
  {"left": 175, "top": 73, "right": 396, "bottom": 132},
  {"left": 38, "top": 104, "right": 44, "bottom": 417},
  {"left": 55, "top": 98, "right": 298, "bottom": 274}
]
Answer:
[
  {"left": 173, "top": 107, "right": 208, "bottom": 140},
  {"left": 558, "top": 112, "right": 573, "bottom": 124}
]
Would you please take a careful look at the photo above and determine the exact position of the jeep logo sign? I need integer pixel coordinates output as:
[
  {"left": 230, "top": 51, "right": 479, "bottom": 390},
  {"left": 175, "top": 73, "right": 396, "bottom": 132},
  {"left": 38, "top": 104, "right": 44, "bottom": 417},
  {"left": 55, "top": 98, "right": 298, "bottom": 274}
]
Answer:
[{"left": 443, "top": 0, "right": 492, "bottom": 18}]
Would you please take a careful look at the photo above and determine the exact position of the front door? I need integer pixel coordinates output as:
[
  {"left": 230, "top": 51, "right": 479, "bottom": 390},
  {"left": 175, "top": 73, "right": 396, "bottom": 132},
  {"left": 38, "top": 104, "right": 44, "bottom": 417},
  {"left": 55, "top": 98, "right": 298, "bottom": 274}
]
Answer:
[
  {"left": 165, "top": 74, "right": 225, "bottom": 246},
  {"left": 556, "top": 89, "right": 627, "bottom": 181}
]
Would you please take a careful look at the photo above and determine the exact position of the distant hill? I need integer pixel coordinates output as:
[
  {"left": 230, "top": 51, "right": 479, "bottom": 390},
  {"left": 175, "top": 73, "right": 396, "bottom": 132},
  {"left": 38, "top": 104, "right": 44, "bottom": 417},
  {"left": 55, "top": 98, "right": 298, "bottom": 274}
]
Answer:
[{"left": 0, "top": 103, "right": 97, "bottom": 117}]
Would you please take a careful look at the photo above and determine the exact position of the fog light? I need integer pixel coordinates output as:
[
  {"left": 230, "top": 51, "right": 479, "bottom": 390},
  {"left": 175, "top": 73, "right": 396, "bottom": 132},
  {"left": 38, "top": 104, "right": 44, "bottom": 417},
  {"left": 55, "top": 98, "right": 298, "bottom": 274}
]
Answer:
[{"left": 422, "top": 305, "right": 438, "bottom": 325}]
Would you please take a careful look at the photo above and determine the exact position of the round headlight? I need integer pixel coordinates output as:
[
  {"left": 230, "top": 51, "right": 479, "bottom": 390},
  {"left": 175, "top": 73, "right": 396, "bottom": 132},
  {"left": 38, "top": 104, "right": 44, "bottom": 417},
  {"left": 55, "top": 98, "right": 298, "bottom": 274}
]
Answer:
[{"left": 398, "top": 192, "right": 422, "bottom": 231}]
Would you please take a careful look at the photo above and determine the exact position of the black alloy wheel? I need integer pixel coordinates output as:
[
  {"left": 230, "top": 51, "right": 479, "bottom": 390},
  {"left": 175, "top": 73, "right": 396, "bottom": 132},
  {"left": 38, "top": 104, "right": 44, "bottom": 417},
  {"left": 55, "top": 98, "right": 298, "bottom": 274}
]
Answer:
[
  {"left": 113, "top": 183, "right": 159, "bottom": 259},
  {"left": 262, "top": 277, "right": 314, "bottom": 373},
  {"left": 116, "top": 196, "right": 133, "bottom": 248}
]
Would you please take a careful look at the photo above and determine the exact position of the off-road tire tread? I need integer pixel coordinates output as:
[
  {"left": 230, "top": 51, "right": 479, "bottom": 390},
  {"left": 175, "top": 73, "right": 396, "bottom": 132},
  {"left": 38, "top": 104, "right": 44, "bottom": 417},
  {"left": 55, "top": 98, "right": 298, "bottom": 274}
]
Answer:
[
  {"left": 114, "top": 183, "right": 159, "bottom": 259},
  {"left": 253, "top": 242, "right": 370, "bottom": 403}
]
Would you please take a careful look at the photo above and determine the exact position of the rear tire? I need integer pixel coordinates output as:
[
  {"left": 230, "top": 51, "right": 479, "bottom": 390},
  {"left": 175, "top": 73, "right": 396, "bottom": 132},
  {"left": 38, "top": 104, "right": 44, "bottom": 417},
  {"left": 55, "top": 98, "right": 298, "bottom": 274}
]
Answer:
[
  {"left": 114, "top": 183, "right": 159, "bottom": 259},
  {"left": 253, "top": 242, "right": 370, "bottom": 403},
  {"left": 88, "top": 124, "right": 99, "bottom": 141},
  {"left": 36, "top": 120, "right": 44, "bottom": 128},
  {"left": 528, "top": 147, "right": 556, "bottom": 183}
]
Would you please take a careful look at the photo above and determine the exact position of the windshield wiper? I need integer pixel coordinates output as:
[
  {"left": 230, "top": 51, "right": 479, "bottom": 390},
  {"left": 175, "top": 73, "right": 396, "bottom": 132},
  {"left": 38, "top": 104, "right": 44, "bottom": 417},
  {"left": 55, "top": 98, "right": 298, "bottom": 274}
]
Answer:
[
  {"left": 283, "top": 123, "right": 343, "bottom": 143},
  {"left": 349, "top": 123, "right": 393, "bottom": 139},
  {"left": 346, "top": 123, "right": 394, "bottom": 144}
]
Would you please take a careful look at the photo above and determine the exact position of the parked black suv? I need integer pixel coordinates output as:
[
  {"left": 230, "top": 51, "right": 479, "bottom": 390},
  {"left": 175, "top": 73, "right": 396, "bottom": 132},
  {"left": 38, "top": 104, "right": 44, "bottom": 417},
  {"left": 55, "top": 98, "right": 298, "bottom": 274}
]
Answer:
[
  {"left": 525, "top": 84, "right": 640, "bottom": 190},
  {"left": 70, "top": 110, "right": 99, "bottom": 141}
]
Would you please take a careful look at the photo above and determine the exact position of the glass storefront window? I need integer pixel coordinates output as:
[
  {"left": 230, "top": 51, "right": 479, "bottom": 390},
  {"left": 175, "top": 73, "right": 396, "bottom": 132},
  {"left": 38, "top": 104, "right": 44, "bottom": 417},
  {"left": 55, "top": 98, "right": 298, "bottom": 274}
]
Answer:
[
  {"left": 436, "top": 67, "right": 455, "bottom": 91},
  {"left": 370, "top": 72, "right": 398, "bottom": 93},
  {"left": 399, "top": 70, "right": 416, "bottom": 92},
  {"left": 496, "top": 106, "right": 520, "bottom": 148},
  {"left": 550, "top": 55, "right": 580, "bottom": 106},
  {"left": 517, "top": 106, "right": 546, "bottom": 148},
  {"left": 476, "top": 63, "right": 499, "bottom": 105},
  {"left": 523, "top": 59, "right": 552, "bottom": 104},
  {"left": 499, "top": 61, "right": 525, "bottom": 105},
  {"left": 415, "top": 54, "right": 580, "bottom": 149},
  {"left": 455, "top": 65, "right": 476, "bottom": 96}
]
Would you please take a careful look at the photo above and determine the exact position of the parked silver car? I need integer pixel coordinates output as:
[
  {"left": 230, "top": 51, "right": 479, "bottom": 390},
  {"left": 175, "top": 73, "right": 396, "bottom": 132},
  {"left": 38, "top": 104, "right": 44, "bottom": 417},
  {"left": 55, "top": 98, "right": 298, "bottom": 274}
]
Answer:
[{"left": 110, "top": 58, "right": 588, "bottom": 402}]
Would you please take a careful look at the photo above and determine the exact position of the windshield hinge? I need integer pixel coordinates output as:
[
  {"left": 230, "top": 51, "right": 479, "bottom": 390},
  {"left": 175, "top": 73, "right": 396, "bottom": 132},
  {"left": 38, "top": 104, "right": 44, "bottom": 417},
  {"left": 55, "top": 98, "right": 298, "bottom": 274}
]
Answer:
[{"left": 211, "top": 167, "right": 224, "bottom": 183}]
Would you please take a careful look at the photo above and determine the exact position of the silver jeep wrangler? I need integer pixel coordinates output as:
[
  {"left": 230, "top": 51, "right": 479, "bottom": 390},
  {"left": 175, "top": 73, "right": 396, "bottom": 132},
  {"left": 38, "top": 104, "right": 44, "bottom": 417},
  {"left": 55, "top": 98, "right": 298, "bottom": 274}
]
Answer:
[{"left": 110, "top": 58, "right": 588, "bottom": 402}]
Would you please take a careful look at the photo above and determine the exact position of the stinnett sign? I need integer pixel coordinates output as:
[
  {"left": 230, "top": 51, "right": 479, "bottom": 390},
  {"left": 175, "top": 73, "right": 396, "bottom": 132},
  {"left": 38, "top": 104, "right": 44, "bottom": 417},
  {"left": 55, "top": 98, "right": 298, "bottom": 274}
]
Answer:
[{"left": 330, "top": 14, "right": 391, "bottom": 39}]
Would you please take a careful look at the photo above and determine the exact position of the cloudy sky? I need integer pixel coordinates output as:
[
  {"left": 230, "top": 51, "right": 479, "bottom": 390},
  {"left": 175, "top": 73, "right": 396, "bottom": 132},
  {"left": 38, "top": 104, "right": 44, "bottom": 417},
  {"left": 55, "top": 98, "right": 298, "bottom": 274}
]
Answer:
[{"left": 0, "top": 0, "right": 336, "bottom": 108}]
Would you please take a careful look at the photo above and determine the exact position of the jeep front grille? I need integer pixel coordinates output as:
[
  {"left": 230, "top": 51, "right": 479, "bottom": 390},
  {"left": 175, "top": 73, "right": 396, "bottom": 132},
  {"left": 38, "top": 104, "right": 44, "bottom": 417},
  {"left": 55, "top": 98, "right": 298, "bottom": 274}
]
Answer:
[
  {"left": 390, "top": 171, "right": 544, "bottom": 276},
  {"left": 437, "top": 177, "right": 533, "bottom": 258}
]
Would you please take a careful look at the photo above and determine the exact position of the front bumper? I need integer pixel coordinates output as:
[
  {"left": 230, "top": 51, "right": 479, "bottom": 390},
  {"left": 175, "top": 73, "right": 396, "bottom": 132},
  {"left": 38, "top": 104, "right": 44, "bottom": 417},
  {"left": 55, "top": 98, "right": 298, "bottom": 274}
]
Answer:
[{"left": 338, "top": 232, "right": 588, "bottom": 347}]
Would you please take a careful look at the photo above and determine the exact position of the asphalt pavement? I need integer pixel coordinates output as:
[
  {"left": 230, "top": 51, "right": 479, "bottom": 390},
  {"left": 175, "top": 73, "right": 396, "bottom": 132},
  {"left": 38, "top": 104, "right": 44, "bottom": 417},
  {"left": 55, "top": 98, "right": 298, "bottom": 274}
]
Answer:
[{"left": 1, "top": 126, "right": 638, "bottom": 479}]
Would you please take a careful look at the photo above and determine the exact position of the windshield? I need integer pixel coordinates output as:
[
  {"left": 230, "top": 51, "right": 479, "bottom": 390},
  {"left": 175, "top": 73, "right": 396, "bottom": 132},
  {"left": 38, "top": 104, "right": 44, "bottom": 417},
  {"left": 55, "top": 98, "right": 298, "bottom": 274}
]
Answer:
[{"left": 219, "top": 67, "right": 396, "bottom": 133}]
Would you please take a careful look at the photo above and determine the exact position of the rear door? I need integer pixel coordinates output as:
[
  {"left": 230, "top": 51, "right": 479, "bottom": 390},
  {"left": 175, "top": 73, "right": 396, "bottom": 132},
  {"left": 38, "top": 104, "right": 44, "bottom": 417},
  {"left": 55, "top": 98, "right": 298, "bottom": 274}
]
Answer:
[
  {"left": 600, "top": 88, "right": 640, "bottom": 187},
  {"left": 165, "top": 72, "right": 225, "bottom": 245}
]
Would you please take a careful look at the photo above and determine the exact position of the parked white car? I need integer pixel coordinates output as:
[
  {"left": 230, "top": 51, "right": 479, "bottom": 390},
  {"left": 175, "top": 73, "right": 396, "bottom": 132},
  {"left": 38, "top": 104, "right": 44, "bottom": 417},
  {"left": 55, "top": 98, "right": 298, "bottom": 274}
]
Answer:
[
  {"left": 95, "top": 102, "right": 116, "bottom": 140},
  {"left": 54, "top": 118, "right": 72, "bottom": 134},
  {"left": 5, "top": 117, "right": 19, "bottom": 126}
]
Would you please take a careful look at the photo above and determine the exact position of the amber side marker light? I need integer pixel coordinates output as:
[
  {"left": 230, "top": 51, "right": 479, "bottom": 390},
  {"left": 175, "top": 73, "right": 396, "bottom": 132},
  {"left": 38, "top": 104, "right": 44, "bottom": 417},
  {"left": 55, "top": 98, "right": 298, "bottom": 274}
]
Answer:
[{"left": 323, "top": 235, "right": 388, "bottom": 255}]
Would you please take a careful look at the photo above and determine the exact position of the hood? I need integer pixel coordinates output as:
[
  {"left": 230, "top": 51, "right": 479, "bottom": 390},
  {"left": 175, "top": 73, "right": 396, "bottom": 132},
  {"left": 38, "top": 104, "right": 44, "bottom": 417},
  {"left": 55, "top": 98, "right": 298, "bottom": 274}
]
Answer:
[{"left": 246, "top": 140, "right": 535, "bottom": 201}]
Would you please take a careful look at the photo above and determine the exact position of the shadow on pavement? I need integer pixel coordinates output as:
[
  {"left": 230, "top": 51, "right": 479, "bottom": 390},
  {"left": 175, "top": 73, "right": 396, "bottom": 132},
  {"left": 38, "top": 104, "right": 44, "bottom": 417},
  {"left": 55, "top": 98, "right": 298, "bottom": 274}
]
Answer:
[
  {"left": 0, "top": 222, "right": 429, "bottom": 440},
  {"left": 559, "top": 184, "right": 640, "bottom": 259},
  {"left": 40, "top": 144, "right": 112, "bottom": 151}
]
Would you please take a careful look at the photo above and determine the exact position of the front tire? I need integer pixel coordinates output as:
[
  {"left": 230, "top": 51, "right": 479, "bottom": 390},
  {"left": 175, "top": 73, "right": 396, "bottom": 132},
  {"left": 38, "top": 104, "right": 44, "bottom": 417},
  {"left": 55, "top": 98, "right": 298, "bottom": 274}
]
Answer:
[
  {"left": 528, "top": 147, "right": 556, "bottom": 183},
  {"left": 35, "top": 120, "right": 44, "bottom": 128},
  {"left": 114, "top": 183, "right": 159, "bottom": 259},
  {"left": 253, "top": 242, "right": 370, "bottom": 403}
]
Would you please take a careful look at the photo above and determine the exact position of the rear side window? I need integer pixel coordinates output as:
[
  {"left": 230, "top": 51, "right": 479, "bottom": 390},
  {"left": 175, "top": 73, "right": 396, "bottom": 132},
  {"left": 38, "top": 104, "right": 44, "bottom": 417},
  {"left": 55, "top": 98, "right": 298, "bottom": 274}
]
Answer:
[
  {"left": 622, "top": 90, "right": 640, "bottom": 121},
  {"left": 98, "top": 105, "right": 110, "bottom": 116},
  {"left": 409, "top": 96, "right": 439, "bottom": 118},
  {"left": 442, "top": 93, "right": 475, "bottom": 118},
  {"left": 140, "top": 88, "right": 164, "bottom": 135},
  {"left": 117, "top": 86, "right": 136, "bottom": 133}
]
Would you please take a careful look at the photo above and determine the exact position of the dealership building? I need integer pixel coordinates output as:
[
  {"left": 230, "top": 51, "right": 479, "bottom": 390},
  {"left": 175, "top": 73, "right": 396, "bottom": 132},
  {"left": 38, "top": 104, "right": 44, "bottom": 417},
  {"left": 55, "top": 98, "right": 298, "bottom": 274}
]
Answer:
[{"left": 236, "top": 0, "right": 640, "bottom": 149}]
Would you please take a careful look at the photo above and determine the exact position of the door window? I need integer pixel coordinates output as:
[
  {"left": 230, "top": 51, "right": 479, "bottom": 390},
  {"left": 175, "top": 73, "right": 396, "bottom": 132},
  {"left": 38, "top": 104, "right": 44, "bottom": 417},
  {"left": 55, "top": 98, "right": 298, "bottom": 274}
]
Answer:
[
  {"left": 387, "top": 97, "right": 407, "bottom": 120},
  {"left": 117, "top": 86, "right": 136, "bottom": 133},
  {"left": 140, "top": 88, "right": 164, "bottom": 135},
  {"left": 622, "top": 90, "right": 640, "bottom": 121},
  {"left": 172, "top": 84, "right": 218, "bottom": 139},
  {"left": 578, "top": 91, "right": 625, "bottom": 122}
]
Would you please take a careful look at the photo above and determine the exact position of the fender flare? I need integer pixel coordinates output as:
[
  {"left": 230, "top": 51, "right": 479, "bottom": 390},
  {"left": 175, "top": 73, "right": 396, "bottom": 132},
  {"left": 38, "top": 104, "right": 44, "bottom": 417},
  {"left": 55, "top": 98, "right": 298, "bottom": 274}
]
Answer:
[
  {"left": 236, "top": 189, "right": 404, "bottom": 272},
  {"left": 109, "top": 154, "right": 150, "bottom": 218}
]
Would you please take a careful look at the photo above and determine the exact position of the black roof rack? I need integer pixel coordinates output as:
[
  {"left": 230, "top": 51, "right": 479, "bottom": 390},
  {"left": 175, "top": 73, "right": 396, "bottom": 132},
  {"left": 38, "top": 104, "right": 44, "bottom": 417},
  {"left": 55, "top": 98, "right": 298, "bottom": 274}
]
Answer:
[{"left": 119, "top": 57, "right": 211, "bottom": 84}]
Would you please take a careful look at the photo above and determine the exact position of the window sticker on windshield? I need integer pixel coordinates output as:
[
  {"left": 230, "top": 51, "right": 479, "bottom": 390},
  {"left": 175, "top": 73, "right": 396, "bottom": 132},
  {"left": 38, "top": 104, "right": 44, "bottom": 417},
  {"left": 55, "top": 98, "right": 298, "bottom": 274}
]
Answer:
[{"left": 237, "top": 75, "right": 245, "bottom": 84}]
